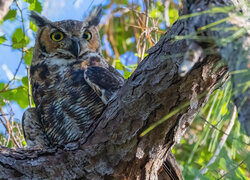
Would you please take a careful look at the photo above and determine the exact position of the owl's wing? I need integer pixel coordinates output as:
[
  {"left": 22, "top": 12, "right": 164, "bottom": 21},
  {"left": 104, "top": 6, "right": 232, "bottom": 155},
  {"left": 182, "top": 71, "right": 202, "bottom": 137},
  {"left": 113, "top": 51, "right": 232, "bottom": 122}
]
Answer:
[
  {"left": 22, "top": 108, "right": 49, "bottom": 148},
  {"left": 84, "top": 66, "right": 124, "bottom": 104}
]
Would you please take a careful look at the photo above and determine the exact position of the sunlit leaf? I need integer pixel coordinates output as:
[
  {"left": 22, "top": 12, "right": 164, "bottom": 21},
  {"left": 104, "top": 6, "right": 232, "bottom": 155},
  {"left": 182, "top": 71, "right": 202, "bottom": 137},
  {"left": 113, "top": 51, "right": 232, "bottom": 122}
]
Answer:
[
  {"left": 22, "top": 77, "right": 28, "bottom": 88},
  {"left": 3, "top": 9, "right": 17, "bottom": 21},
  {"left": 24, "top": 0, "right": 34, "bottom": 3},
  {"left": 11, "top": 28, "right": 30, "bottom": 49},
  {"left": 113, "top": 0, "right": 128, "bottom": 5},
  {"left": 1, "top": 86, "right": 29, "bottom": 109},
  {"left": 0, "top": 35, "right": 6, "bottom": 44},
  {"left": 135, "top": 53, "right": 148, "bottom": 58},
  {"left": 123, "top": 70, "right": 132, "bottom": 79},
  {"left": 29, "top": 0, "right": 42, "bottom": 13},
  {"left": 169, "top": 7, "right": 179, "bottom": 25},
  {"left": 12, "top": 28, "right": 23, "bottom": 42},
  {"left": 219, "top": 158, "right": 227, "bottom": 170},
  {"left": 30, "top": 21, "right": 37, "bottom": 32},
  {"left": 24, "top": 48, "right": 33, "bottom": 66},
  {"left": 115, "top": 59, "right": 124, "bottom": 70},
  {"left": 150, "top": 9, "right": 160, "bottom": 19},
  {"left": 0, "top": 83, "right": 7, "bottom": 106}
]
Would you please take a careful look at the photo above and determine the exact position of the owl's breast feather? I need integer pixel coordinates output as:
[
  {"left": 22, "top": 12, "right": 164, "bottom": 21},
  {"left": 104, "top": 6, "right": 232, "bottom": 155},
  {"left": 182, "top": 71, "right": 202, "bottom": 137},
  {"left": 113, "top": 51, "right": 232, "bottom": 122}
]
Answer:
[{"left": 30, "top": 58, "right": 105, "bottom": 145}]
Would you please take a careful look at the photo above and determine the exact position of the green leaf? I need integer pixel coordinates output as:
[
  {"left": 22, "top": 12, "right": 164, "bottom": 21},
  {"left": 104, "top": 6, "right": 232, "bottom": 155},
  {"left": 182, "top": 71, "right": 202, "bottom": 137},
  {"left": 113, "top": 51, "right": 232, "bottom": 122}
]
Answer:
[
  {"left": 22, "top": 140, "right": 27, "bottom": 146},
  {"left": 29, "top": 0, "right": 42, "bottom": 13},
  {"left": 12, "top": 28, "right": 23, "bottom": 42},
  {"left": 115, "top": 60, "right": 132, "bottom": 79},
  {"left": 150, "top": 9, "right": 160, "bottom": 19},
  {"left": 113, "top": 0, "right": 129, "bottom": 5},
  {"left": 22, "top": 77, "right": 28, "bottom": 88},
  {"left": 0, "top": 83, "right": 6, "bottom": 106},
  {"left": 30, "top": 21, "right": 37, "bottom": 32},
  {"left": 0, "top": 83, "right": 5, "bottom": 90},
  {"left": 1, "top": 77, "right": 33, "bottom": 109},
  {"left": 24, "top": 0, "right": 34, "bottom": 3},
  {"left": 123, "top": 70, "right": 132, "bottom": 79},
  {"left": 220, "top": 103, "right": 228, "bottom": 115},
  {"left": 169, "top": 7, "right": 179, "bottom": 25},
  {"left": 115, "top": 60, "right": 125, "bottom": 70},
  {"left": 3, "top": 9, "right": 17, "bottom": 21},
  {"left": 0, "top": 35, "right": 6, "bottom": 44},
  {"left": 24, "top": 48, "right": 33, "bottom": 66},
  {"left": 135, "top": 53, "right": 148, "bottom": 58},
  {"left": 1, "top": 86, "right": 29, "bottom": 109},
  {"left": 219, "top": 158, "right": 227, "bottom": 170},
  {"left": 11, "top": 28, "right": 30, "bottom": 49}
]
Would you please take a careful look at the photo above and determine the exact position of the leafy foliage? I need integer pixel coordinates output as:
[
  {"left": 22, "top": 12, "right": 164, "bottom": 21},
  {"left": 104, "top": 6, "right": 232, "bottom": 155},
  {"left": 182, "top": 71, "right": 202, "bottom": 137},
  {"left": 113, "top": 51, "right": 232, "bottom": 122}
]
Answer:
[
  {"left": 0, "top": 35, "right": 6, "bottom": 44},
  {"left": 0, "top": 0, "right": 249, "bottom": 179},
  {"left": 173, "top": 82, "right": 250, "bottom": 179},
  {"left": 2, "top": 9, "right": 16, "bottom": 22}
]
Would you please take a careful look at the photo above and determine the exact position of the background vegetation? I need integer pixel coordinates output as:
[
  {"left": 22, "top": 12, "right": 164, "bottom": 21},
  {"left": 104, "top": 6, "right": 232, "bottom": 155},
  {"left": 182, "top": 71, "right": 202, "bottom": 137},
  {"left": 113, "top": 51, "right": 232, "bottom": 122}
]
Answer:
[{"left": 0, "top": 0, "right": 249, "bottom": 179}]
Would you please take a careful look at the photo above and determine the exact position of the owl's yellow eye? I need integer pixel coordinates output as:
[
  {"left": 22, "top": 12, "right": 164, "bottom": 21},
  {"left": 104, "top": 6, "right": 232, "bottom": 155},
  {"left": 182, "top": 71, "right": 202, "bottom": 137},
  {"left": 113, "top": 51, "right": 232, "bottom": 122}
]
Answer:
[
  {"left": 83, "top": 31, "right": 92, "bottom": 41},
  {"left": 51, "top": 31, "right": 64, "bottom": 42}
]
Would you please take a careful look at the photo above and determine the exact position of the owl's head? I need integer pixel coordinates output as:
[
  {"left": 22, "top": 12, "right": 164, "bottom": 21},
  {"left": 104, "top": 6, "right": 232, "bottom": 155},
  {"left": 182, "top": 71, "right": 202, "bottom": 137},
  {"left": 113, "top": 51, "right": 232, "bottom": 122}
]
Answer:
[{"left": 31, "top": 6, "right": 102, "bottom": 61}]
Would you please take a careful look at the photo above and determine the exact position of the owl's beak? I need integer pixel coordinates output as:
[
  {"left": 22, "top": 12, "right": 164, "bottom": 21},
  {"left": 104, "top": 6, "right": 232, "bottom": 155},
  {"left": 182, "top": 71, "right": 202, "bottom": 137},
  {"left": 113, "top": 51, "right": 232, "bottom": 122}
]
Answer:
[{"left": 70, "top": 37, "right": 80, "bottom": 58}]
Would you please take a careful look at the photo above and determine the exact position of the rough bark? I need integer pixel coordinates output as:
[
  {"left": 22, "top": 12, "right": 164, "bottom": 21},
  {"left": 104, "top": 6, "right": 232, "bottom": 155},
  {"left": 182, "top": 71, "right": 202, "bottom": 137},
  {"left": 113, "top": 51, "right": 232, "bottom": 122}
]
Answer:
[{"left": 0, "top": 0, "right": 248, "bottom": 179}]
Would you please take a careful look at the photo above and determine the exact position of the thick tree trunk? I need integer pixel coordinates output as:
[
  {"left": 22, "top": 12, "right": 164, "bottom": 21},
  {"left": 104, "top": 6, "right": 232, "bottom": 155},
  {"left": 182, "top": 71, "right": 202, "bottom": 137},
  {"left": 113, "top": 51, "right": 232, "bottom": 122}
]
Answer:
[{"left": 0, "top": 0, "right": 248, "bottom": 179}]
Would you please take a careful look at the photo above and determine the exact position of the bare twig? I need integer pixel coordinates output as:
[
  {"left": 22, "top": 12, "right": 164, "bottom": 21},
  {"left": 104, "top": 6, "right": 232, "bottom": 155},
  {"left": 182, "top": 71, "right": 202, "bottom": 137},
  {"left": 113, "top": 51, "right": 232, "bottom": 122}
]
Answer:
[
  {"left": 8, "top": 102, "right": 23, "bottom": 146},
  {"left": 0, "top": 86, "right": 25, "bottom": 94},
  {"left": 26, "top": 65, "right": 32, "bottom": 107},
  {"left": 0, "top": 43, "right": 26, "bottom": 52},
  {"left": 127, "top": 24, "right": 164, "bottom": 34},
  {"left": 0, "top": 108, "right": 19, "bottom": 147},
  {"left": 0, "top": 58, "right": 23, "bottom": 93},
  {"left": 138, "top": 0, "right": 149, "bottom": 63},
  {"left": 0, "top": 44, "right": 14, "bottom": 48},
  {"left": 0, "top": 117, "right": 8, "bottom": 130},
  {"left": 16, "top": 0, "right": 32, "bottom": 109},
  {"left": 0, "top": 113, "right": 10, "bottom": 116},
  {"left": 0, "top": 0, "right": 27, "bottom": 148},
  {"left": 108, "top": 17, "right": 120, "bottom": 59},
  {"left": 15, "top": 0, "right": 25, "bottom": 53},
  {"left": 163, "top": 0, "right": 170, "bottom": 27}
]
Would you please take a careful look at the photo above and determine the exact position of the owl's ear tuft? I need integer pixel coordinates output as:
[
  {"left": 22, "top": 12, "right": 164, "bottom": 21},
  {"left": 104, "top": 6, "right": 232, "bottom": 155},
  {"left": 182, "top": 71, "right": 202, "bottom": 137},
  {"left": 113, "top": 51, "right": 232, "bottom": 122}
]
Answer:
[
  {"left": 30, "top": 11, "right": 50, "bottom": 27},
  {"left": 84, "top": 5, "right": 102, "bottom": 27}
]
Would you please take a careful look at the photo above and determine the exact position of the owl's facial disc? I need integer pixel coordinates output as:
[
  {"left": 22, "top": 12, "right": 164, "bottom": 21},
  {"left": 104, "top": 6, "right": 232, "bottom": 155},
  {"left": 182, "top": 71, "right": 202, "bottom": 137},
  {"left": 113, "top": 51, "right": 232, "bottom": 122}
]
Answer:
[{"left": 31, "top": 9, "right": 103, "bottom": 60}]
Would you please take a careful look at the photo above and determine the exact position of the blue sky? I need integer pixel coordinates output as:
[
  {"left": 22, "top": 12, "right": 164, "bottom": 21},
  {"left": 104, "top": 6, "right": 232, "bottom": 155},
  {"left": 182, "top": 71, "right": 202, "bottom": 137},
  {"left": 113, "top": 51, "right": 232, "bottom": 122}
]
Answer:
[{"left": 0, "top": 0, "right": 106, "bottom": 132}]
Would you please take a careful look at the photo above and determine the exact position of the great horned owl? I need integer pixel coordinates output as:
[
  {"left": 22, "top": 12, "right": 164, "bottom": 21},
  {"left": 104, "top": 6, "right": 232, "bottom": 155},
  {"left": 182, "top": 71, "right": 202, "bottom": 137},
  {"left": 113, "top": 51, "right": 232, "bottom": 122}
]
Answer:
[{"left": 22, "top": 6, "right": 124, "bottom": 148}]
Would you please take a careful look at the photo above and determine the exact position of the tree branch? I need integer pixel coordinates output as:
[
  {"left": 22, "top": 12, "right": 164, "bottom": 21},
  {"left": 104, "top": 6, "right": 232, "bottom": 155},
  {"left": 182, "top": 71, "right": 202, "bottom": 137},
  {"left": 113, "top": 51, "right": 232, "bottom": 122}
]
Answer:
[
  {"left": 0, "top": 22, "right": 228, "bottom": 180},
  {"left": 1, "top": 0, "right": 248, "bottom": 179}
]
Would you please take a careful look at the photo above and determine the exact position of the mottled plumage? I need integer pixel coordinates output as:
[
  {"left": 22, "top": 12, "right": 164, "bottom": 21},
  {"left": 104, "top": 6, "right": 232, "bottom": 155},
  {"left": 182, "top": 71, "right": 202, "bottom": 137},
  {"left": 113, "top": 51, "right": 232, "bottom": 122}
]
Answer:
[
  {"left": 22, "top": 108, "right": 49, "bottom": 147},
  {"left": 22, "top": 7, "right": 124, "bottom": 147}
]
